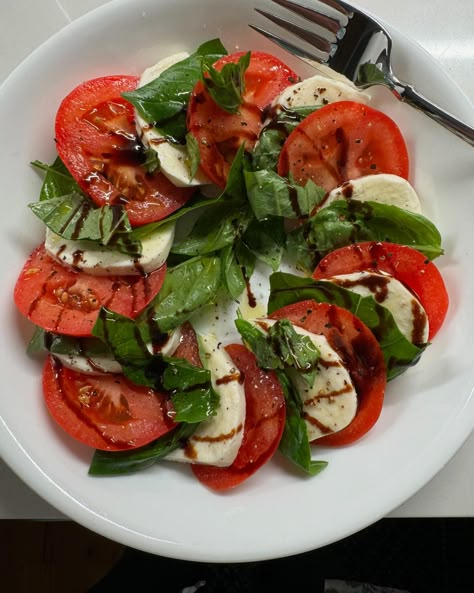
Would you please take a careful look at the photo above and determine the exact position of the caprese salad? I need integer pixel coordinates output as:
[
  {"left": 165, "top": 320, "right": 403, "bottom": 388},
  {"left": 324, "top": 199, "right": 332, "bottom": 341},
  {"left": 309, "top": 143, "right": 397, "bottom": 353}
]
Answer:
[{"left": 13, "top": 38, "right": 449, "bottom": 491}]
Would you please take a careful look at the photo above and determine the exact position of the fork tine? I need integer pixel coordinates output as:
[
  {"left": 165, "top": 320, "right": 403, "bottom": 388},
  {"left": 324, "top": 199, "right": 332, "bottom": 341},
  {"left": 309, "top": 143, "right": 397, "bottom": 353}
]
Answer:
[
  {"left": 254, "top": 8, "right": 335, "bottom": 55},
  {"left": 270, "top": 0, "right": 344, "bottom": 35},
  {"left": 249, "top": 23, "right": 328, "bottom": 64}
]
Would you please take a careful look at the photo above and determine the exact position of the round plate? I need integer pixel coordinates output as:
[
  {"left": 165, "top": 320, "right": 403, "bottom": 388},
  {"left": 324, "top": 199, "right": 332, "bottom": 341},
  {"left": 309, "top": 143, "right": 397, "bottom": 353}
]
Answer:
[{"left": 1, "top": 0, "right": 473, "bottom": 563}]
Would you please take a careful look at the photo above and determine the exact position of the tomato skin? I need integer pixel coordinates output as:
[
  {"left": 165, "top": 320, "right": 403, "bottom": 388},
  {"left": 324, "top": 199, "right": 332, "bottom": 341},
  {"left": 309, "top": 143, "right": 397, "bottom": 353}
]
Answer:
[
  {"left": 43, "top": 356, "right": 175, "bottom": 451},
  {"left": 278, "top": 101, "right": 409, "bottom": 192},
  {"left": 270, "top": 300, "right": 386, "bottom": 446},
  {"left": 313, "top": 242, "right": 449, "bottom": 340},
  {"left": 191, "top": 343, "right": 286, "bottom": 490},
  {"left": 187, "top": 51, "right": 298, "bottom": 187},
  {"left": 55, "top": 75, "right": 194, "bottom": 226},
  {"left": 14, "top": 244, "right": 166, "bottom": 337}
]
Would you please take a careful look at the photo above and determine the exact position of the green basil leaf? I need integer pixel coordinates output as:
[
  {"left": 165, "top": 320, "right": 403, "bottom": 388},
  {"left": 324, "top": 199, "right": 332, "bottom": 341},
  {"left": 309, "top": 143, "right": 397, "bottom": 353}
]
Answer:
[
  {"left": 276, "top": 371, "right": 328, "bottom": 476},
  {"left": 244, "top": 169, "right": 326, "bottom": 220},
  {"left": 235, "top": 319, "right": 283, "bottom": 369},
  {"left": 31, "top": 157, "right": 84, "bottom": 201},
  {"left": 235, "top": 318, "right": 319, "bottom": 386},
  {"left": 27, "top": 326, "right": 111, "bottom": 359},
  {"left": 142, "top": 147, "right": 161, "bottom": 174},
  {"left": 307, "top": 200, "right": 444, "bottom": 260},
  {"left": 28, "top": 192, "right": 136, "bottom": 249},
  {"left": 242, "top": 217, "right": 286, "bottom": 271},
  {"left": 122, "top": 39, "right": 227, "bottom": 141},
  {"left": 171, "top": 387, "right": 220, "bottom": 423},
  {"left": 89, "top": 423, "right": 197, "bottom": 475},
  {"left": 252, "top": 129, "right": 286, "bottom": 172},
  {"left": 185, "top": 132, "right": 201, "bottom": 180},
  {"left": 201, "top": 51, "right": 251, "bottom": 113},
  {"left": 142, "top": 256, "right": 221, "bottom": 332},
  {"left": 221, "top": 240, "right": 256, "bottom": 300},
  {"left": 171, "top": 201, "right": 254, "bottom": 256},
  {"left": 268, "top": 272, "right": 425, "bottom": 380}
]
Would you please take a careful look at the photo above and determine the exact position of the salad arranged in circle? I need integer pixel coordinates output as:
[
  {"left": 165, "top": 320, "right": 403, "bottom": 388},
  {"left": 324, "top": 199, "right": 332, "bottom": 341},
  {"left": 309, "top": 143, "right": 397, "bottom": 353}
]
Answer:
[{"left": 13, "top": 38, "right": 449, "bottom": 491}]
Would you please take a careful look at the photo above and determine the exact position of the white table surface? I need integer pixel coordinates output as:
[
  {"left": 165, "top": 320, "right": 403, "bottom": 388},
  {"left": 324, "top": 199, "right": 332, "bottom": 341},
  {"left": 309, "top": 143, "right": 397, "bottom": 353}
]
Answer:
[{"left": 1, "top": 0, "right": 473, "bottom": 522}]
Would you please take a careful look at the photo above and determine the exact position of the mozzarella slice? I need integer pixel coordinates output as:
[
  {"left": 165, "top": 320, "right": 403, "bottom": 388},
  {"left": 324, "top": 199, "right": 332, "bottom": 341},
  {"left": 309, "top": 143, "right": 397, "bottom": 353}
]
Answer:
[
  {"left": 165, "top": 333, "right": 246, "bottom": 467},
  {"left": 273, "top": 74, "right": 370, "bottom": 111},
  {"left": 327, "top": 271, "right": 429, "bottom": 344},
  {"left": 254, "top": 319, "right": 358, "bottom": 442},
  {"left": 323, "top": 174, "right": 422, "bottom": 214},
  {"left": 53, "top": 328, "right": 182, "bottom": 375},
  {"left": 44, "top": 222, "right": 174, "bottom": 275},
  {"left": 136, "top": 52, "right": 211, "bottom": 187}
]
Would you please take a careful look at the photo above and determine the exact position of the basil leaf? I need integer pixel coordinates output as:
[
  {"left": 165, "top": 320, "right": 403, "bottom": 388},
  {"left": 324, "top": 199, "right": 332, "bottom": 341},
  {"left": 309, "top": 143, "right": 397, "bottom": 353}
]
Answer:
[
  {"left": 235, "top": 318, "right": 319, "bottom": 386},
  {"left": 142, "top": 147, "right": 161, "bottom": 174},
  {"left": 306, "top": 200, "right": 443, "bottom": 260},
  {"left": 221, "top": 240, "right": 256, "bottom": 300},
  {"left": 185, "top": 133, "right": 200, "bottom": 180},
  {"left": 242, "top": 217, "right": 286, "bottom": 271},
  {"left": 202, "top": 51, "right": 251, "bottom": 113},
  {"left": 171, "top": 200, "right": 254, "bottom": 256},
  {"left": 122, "top": 39, "right": 227, "bottom": 141},
  {"left": 28, "top": 192, "right": 137, "bottom": 251},
  {"left": 171, "top": 387, "right": 220, "bottom": 423},
  {"left": 268, "top": 272, "right": 424, "bottom": 380},
  {"left": 27, "top": 326, "right": 111, "bottom": 359},
  {"left": 244, "top": 169, "right": 326, "bottom": 220},
  {"left": 89, "top": 423, "right": 197, "bottom": 475},
  {"left": 142, "top": 256, "right": 221, "bottom": 332},
  {"left": 31, "top": 157, "right": 84, "bottom": 201},
  {"left": 252, "top": 129, "right": 286, "bottom": 172},
  {"left": 276, "top": 371, "right": 328, "bottom": 476}
]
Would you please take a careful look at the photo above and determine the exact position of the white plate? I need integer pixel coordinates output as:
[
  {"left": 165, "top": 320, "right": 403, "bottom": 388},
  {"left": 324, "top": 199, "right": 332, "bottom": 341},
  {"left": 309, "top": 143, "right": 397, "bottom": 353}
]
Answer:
[{"left": 1, "top": 0, "right": 473, "bottom": 563}]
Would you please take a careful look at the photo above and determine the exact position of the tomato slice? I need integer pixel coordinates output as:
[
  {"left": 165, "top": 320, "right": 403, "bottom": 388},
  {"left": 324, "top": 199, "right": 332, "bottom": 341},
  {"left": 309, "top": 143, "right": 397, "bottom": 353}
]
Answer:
[
  {"left": 270, "top": 300, "right": 386, "bottom": 446},
  {"left": 277, "top": 101, "right": 409, "bottom": 192},
  {"left": 187, "top": 51, "right": 298, "bottom": 187},
  {"left": 14, "top": 244, "right": 166, "bottom": 337},
  {"left": 43, "top": 356, "right": 175, "bottom": 451},
  {"left": 313, "top": 242, "right": 449, "bottom": 340},
  {"left": 55, "top": 75, "right": 194, "bottom": 226},
  {"left": 191, "top": 343, "right": 286, "bottom": 490}
]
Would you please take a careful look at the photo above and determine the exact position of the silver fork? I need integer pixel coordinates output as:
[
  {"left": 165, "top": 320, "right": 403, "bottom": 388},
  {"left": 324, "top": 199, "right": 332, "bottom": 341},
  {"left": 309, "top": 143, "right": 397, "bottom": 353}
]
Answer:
[{"left": 251, "top": 0, "right": 474, "bottom": 146}]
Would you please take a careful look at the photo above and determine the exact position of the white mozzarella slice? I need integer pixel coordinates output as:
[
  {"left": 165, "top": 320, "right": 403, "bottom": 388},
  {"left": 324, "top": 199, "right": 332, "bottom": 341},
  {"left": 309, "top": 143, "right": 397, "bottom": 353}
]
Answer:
[
  {"left": 53, "top": 328, "right": 182, "bottom": 375},
  {"left": 327, "top": 271, "right": 429, "bottom": 344},
  {"left": 44, "top": 222, "right": 174, "bottom": 275},
  {"left": 274, "top": 74, "right": 370, "bottom": 110},
  {"left": 136, "top": 52, "right": 211, "bottom": 187},
  {"left": 254, "top": 319, "right": 358, "bottom": 442},
  {"left": 323, "top": 174, "right": 422, "bottom": 214},
  {"left": 166, "top": 333, "right": 246, "bottom": 467}
]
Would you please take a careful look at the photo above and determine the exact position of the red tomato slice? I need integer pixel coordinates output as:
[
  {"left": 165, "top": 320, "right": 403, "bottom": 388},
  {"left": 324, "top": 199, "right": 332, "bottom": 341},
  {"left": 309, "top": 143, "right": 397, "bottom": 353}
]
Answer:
[
  {"left": 191, "top": 343, "right": 286, "bottom": 491},
  {"left": 270, "top": 300, "right": 386, "bottom": 446},
  {"left": 43, "top": 356, "right": 175, "bottom": 451},
  {"left": 278, "top": 101, "right": 409, "bottom": 192},
  {"left": 187, "top": 51, "right": 298, "bottom": 187},
  {"left": 313, "top": 242, "right": 449, "bottom": 340},
  {"left": 55, "top": 75, "right": 194, "bottom": 226},
  {"left": 14, "top": 244, "right": 165, "bottom": 337}
]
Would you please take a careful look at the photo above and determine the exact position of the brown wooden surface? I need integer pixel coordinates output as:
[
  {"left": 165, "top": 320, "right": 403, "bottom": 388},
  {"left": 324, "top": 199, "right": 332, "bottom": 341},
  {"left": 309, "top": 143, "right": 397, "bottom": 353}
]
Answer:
[{"left": 1, "top": 521, "right": 124, "bottom": 592}]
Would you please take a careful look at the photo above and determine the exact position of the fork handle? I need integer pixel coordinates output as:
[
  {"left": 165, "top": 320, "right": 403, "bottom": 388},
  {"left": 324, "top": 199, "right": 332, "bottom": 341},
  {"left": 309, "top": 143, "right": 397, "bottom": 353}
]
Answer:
[{"left": 394, "top": 82, "right": 474, "bottom": 147}]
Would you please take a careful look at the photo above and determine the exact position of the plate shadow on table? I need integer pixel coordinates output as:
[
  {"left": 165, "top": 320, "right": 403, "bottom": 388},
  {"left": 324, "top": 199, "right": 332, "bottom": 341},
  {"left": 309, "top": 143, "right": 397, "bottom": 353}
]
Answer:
[{"left": 1, "top": 518, "right": 472, "bottom": 592}]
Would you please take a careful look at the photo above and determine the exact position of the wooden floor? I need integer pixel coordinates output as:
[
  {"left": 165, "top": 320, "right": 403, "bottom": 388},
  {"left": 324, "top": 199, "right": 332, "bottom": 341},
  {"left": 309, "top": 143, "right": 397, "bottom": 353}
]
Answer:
[{"left": 1, "top": 521, "right": 124, "bottom": 592}]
